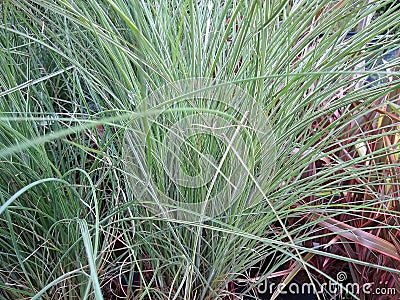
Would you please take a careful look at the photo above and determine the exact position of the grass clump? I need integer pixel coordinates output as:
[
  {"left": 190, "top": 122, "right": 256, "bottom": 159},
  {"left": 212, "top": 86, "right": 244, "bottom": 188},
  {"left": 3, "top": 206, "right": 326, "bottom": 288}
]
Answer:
[{"left": 1, "top": 1, "right": 400, "bottom": 299}]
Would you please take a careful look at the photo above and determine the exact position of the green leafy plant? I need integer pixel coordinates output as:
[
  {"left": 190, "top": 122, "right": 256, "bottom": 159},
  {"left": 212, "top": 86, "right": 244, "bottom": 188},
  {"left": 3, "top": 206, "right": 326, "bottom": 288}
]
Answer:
[{"left": 1, "top": 1, "right": 399, "bottom": 299}]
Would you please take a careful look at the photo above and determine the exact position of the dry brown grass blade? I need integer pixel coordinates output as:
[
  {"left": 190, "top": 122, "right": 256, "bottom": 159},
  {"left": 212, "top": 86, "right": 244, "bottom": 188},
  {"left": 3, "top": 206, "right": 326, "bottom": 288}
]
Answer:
[
  {"left": 353, "top": 100, "right": 400, "bottom": 123},
  {"left": 388, "top": 231, "right": 400, "bottom": 255},
  {"left": 305, "top": 213, "right": 400, "bottom": 262},
  {"left": 382, "top": 129, "right": 398, "bottom": 164}
]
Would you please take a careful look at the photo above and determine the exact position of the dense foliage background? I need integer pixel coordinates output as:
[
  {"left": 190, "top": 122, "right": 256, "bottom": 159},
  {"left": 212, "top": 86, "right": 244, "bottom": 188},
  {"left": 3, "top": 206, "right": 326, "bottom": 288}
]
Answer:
[{"left": 1, "top": 1, "right": 400, "bottom": 299}]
